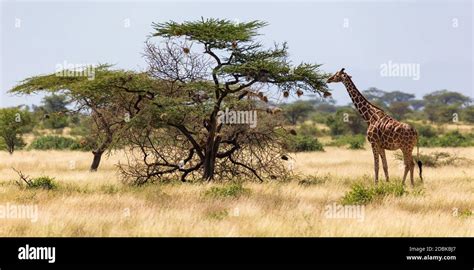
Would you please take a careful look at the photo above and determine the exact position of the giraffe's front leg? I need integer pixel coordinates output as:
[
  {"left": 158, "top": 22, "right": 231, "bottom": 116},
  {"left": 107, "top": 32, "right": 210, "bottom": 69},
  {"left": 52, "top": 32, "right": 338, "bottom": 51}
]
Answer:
[
  {"left": 371, "top": 144, "right": 380, "bottom": 184},
  {"left": 379, "top": 148, "right": 389, "bottom": 182}
]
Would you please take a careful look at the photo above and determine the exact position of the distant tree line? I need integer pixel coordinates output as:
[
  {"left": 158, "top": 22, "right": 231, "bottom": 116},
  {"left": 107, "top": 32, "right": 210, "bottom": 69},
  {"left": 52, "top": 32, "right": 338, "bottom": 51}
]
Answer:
[{"left": 282, "top": 87, "right": 473, "bottom": 134}]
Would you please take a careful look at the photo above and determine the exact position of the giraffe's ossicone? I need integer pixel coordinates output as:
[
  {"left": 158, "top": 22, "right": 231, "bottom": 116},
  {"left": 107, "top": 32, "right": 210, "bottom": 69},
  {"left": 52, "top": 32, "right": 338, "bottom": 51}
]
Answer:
[{"left": 327, "top": 68, "right": 423, "bottom": 186}]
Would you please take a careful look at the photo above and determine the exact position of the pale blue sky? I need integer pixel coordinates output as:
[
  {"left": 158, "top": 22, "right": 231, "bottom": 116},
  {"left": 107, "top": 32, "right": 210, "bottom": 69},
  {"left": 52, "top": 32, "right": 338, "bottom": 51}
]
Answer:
[{"left": 1, "top": 0, "right": 472, "bottom": 107}]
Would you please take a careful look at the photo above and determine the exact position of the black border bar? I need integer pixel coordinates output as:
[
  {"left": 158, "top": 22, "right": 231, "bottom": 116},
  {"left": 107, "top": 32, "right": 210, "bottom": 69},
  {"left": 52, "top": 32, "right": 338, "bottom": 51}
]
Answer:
[{"left": 0, "top": 237, "right": 472, "bottom": 267}]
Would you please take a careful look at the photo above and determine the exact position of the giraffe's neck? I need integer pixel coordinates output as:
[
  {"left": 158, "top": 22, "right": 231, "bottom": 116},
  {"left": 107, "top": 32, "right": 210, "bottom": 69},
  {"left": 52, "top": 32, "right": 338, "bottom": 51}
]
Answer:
[{"left": 342, "top": 76, "right": 382, "bottom": 123}]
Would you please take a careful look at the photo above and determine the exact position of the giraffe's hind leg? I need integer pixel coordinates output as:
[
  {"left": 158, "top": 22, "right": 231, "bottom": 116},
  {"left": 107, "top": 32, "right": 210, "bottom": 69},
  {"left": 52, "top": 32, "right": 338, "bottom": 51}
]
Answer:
[
  {"left": 402, "top": 149, "right": 414, "bottom": 187},
  {"left": 379, "top": 148, "right": 389, "bottom": 182},
  {"left": 371, "top": 144, "right": 380, "bottom": 184}
]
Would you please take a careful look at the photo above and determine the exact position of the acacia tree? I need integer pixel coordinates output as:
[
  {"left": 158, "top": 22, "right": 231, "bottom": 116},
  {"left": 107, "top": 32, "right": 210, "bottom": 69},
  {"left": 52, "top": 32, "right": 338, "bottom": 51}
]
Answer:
[
  {"left": 10, "top": 66, "right": 159, "bottom": 171},
  {"left": 0, "top": 107, "right": 32, "bottom": 154},
  {"left": 119, "top": 18, "right": 330, "bottom": 182}
]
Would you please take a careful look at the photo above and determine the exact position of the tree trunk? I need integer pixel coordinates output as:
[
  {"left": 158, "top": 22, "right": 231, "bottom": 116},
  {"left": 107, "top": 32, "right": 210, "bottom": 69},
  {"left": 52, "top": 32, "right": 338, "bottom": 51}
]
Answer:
[
  {"left": 203, "top": 138, "right": 220, "bottom": 180},
  {"left": 90, "top": 150, "right": 104, "bottom": 172},
  {"left": 202, "top": 119, "right": 221, "bottom": 180}
]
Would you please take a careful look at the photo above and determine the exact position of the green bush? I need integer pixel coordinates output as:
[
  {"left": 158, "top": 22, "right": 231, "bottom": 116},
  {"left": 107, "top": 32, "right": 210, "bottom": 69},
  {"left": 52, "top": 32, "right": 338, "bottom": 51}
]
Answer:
[
  {"left": 28, "top": 135, "right": 83, "bottom": 150},
  {"left": 341, "top": 182, "right": 406, "bottom": 205},
  {"left": 413, "top": 124, "right": 438, "bottom": 138},
  {"left": 436, "top": 131, "right": 474, "bottom": 147},
  {"left": 286, "top": 134, "right": 324, "bottom": 152},
  {"left": 419, "top": 131, "right": 474, "bottom": 147},
  {"left": 29, "top": 176, "right": 58, "bottom": 190},
  {"left": 348, "top": 139, "right": 365, "bottom": 150},
  {"left": 327, "top": 134, "right": 365, "bottom": 149},
  {"left": 203, "top": 183, "right": 250, "bottom": 198}
]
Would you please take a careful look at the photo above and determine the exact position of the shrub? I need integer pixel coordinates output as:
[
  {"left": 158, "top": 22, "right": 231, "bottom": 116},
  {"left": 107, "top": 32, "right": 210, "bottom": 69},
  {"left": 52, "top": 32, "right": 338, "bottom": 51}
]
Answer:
[
  {"left": 341, "top": 183, "right": 374, "bottom": 205},
  {"left": 341, "top": 182, "right": 406, "bottom": 205},
  {"left": 29, "top": 176, "right": 58, "bottom": 190},
  {"left": 327, "top": 134, "right": 365, "bottom": 149},
  {"left": 415, "top": 124, "right": 438, "bottom": 138},
  {"left": 348, "top": 138, "right": 365, "bottom": 150},
  {"left": 203, "top": 183, "right": 250, "bottom": 198},
  {"left": 418, "top": 131, "right": 474, "bottom": 147},
  {"left": 286, "top": 134, "right": 324, "bottom": 152},
  {"left": 28, "top": 135, "right": 83, "bottom": 150},
  {"left": 436, "top": 131, "right": 474, "bottom": 147}
]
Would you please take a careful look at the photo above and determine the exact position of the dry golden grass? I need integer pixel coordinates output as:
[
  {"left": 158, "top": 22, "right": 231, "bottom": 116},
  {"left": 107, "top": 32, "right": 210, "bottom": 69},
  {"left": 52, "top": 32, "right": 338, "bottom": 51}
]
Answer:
[{"left": 0, "top": 147, "right": 472, "bottom": 237}]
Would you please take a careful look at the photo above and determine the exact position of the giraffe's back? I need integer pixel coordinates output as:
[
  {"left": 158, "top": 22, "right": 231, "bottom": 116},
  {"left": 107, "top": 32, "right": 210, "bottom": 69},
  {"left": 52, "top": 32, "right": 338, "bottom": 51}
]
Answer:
[{"left": 368, "top": 116, "right": 418, "bottom": 150}]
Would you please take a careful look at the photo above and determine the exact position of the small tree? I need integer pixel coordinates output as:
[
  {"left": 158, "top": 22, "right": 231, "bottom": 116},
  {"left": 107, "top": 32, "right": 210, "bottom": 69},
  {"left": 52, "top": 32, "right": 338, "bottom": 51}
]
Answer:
[
  {"left": 0, "top": 108, "right": 31, "bottom": 154},
  {"left": 10, "top": 66, "right": 158, "bottom": 171}
]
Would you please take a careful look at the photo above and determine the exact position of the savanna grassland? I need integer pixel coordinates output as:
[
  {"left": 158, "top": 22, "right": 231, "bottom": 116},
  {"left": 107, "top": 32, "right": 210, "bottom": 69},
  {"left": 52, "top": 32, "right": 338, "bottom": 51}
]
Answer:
[{"left": 0, "top": 145, "right": 472, "bottom": 237}]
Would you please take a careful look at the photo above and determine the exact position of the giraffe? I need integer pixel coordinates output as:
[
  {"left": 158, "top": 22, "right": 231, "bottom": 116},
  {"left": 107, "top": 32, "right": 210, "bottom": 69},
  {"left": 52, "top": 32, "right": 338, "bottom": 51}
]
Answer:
[{"left": 327, "top": 68, "right": 423, "bottom": 186}]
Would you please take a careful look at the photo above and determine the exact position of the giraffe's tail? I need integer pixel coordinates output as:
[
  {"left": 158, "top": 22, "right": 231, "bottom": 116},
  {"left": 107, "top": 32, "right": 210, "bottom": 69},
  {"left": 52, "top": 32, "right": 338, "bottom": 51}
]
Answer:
[{"left": 416, "top": 138, "right": 423, "bottom": 181}]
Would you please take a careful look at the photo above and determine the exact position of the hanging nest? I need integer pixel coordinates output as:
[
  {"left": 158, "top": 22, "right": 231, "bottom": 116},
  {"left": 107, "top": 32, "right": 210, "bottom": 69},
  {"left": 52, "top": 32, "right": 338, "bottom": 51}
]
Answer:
[{"left": 296, "top": 89, "right": 303, "bottom": 97}]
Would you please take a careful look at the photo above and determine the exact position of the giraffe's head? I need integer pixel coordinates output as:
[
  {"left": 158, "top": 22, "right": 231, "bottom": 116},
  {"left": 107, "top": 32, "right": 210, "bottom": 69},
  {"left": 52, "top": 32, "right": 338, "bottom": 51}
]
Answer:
[{"left": 327, "top": 68, "right": 350, "bottom": 83}]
